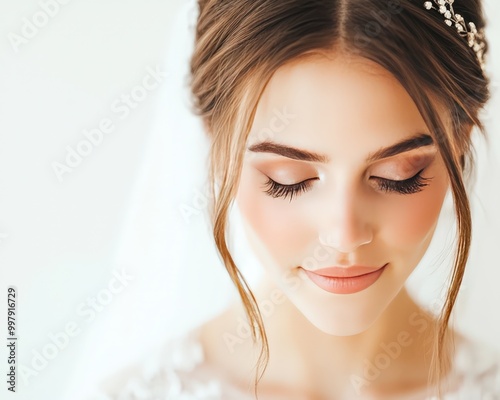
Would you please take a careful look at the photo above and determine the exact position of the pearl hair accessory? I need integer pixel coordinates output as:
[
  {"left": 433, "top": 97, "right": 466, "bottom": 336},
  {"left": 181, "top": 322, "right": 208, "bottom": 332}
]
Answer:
[{"left": 423, "top": 0, "right": 486, "bottom": 71}]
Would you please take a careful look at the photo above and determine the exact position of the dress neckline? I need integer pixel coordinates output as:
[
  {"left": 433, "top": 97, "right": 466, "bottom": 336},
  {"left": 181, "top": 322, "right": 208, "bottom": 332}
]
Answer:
[{"left": 163, "top": 326, "right": 500, "bottom": 399}]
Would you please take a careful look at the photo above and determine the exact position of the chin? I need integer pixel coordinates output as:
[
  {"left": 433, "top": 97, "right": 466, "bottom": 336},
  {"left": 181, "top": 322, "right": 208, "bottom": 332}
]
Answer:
[
  {"left": 283, "top": 281, "right": 398, "bottom": 337},
  {"left": 298, "top": 303, "right": 384, "bottom": 336}
]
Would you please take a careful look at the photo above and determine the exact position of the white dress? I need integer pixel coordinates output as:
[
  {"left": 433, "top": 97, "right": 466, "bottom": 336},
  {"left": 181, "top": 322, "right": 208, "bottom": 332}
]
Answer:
[{"left": 90, "top": 328, "right": 500, "bottom": 400}]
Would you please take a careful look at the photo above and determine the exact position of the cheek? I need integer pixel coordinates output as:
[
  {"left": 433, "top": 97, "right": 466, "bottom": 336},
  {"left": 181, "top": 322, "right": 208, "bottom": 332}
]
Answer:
[
  {"left": 236, "top": 167, "right": 313, "bottom": 261},
  {"left": 382, "top": 173, "right": 449, "bottom": 251}
]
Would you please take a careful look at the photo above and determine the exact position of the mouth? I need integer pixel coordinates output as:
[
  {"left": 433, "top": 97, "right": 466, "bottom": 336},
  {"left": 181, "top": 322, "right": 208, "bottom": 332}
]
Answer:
[{"left": 301, "top": 263, "right": 388, "bottom": 295}]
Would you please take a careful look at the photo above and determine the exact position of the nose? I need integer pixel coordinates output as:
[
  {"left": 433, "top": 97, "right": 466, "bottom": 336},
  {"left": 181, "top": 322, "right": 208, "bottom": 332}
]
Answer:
[{"left": 318, "top": 187, "right": 374, "bottom": 253}]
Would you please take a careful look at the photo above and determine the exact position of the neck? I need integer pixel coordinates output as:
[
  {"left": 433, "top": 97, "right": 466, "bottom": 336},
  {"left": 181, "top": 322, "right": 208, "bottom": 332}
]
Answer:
[
  {"left": 248, "top": 276, "right": 441, "bottom": 397},
  {"left": 200, "top": 277, "right": 450, "bottom": 398}
]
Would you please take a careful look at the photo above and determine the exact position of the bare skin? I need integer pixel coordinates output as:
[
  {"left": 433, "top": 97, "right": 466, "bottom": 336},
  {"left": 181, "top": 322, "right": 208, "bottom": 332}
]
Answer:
[
  {"left": 199, "top": 53, "right": 457, "bottom": 399},
  {"left": 199, "top": 283, "right": 455, "bottom": 399}
]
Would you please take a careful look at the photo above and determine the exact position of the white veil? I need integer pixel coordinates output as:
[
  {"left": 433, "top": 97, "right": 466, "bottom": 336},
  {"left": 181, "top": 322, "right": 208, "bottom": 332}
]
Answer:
[{"left": 68, "top": 2, "right": 263, "bottom": 398}]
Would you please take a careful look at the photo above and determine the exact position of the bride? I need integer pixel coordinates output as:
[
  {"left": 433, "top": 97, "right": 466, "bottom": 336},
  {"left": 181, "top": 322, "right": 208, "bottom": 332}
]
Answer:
[{"left": 94, "top": 0, "right": 499, "bottom": 398}]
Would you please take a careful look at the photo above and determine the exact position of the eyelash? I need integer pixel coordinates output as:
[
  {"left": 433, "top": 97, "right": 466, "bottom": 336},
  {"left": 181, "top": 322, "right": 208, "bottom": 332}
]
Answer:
[
  {"left": 373, "top": 168, "right": 432, "bottom": 195},
  {"left": 263, "top": 178, "right": 317, "bottom": 201},
  {"left": 263, "top": 168, "right": 432, "bottom": 201}
]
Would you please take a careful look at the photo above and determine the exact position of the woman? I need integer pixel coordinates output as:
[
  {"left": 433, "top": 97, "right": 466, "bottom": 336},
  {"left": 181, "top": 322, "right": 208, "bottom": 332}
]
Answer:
[{"left": 96, "top": 0, "right": 499, "bottom": 398}]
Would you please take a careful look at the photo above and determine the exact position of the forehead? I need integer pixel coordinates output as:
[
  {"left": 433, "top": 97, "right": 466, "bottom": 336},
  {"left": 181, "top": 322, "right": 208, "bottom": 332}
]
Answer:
[{"left": 249, "top": 54, "right": 430, "bottom": 163}]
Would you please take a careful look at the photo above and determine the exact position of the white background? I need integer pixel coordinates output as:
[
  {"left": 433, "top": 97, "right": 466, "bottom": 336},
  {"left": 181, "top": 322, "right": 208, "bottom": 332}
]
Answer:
[{"left": 0, "top": 1, "right": 499, "bottom": 399}]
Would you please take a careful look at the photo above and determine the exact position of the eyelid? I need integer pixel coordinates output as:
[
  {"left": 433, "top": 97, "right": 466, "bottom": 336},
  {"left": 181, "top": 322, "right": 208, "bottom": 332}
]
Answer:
[
  {"left": 255, "top": 161, "right": 318, "bottom": 181},
  {"left": 371, "top": 168, "right": 423, "bottom": 183},
  {"left": 370, "top": 170, "right": 418, "bottom": 182},
  {"left": 268, "top": 176, "right": 318, "bottom": 186},
  {"left": 370, "top": 154, "right": 435, "bottom": 180}
]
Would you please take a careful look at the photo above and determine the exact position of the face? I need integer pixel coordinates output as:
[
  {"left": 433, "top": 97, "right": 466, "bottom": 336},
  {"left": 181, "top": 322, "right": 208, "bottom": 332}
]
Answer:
[{"left": 235, "top": 53, "right": 450, "bottom": 336}]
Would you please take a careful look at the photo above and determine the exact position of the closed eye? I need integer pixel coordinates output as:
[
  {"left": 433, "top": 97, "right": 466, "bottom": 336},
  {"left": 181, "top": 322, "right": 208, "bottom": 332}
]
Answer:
[
  {"left": 262, "top": 168, "right": 432, "bottom": 201},
  {"left": 262, "top": 177, "right": 317, "bottom": 202},
  {"left": 370, "top": 168, "right": 433, "bottom": 195}
]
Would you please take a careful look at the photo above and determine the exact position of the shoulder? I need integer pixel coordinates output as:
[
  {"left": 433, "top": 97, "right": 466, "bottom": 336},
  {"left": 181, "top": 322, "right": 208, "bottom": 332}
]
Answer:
[{"left": 89, "top": 329, "right": 224, "bottom": 400}]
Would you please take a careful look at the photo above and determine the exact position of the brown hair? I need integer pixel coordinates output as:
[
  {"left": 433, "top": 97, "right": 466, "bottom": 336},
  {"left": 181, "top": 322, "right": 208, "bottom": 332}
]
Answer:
[{"left": 189, "top": 0, "right": 490, "bottom": 397}]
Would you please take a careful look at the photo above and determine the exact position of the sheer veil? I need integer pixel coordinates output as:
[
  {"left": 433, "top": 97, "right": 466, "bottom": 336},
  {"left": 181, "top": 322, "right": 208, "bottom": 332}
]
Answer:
[{"left": 67, "top": 1, "right": 242, "bottom": 397}]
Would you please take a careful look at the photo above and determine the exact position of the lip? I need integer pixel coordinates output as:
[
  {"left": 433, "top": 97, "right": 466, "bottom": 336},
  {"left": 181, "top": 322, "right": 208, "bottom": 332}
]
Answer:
[{"left": 302, "top": 263, "right": 388, "bottom": 295}]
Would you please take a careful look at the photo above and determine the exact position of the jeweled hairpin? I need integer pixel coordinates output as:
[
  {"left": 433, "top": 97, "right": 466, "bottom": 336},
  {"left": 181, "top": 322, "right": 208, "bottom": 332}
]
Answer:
[{"left": 423, "top": 0, "right": 486, "bottom": 71}]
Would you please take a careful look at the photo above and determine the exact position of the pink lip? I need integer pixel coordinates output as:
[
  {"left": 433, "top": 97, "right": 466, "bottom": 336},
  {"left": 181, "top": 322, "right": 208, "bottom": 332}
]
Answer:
[{"left": 302, "top": 264, "right": 388, "bottom": 294}]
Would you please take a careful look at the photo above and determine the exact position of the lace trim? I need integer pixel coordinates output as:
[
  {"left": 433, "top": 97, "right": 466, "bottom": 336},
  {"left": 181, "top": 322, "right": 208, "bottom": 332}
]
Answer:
[{"left": 92, "top": 329, "right": 500, "bottom": 399}]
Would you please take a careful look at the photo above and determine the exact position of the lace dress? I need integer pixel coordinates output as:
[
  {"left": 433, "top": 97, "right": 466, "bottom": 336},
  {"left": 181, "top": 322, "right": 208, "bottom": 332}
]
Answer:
[{"left": 90, "top": 328, "right": 500, "bottom": 400}]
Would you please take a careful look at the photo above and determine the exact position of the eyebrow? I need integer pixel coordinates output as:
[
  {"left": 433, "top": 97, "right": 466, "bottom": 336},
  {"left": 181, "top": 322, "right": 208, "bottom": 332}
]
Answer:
[{"left": 247, "top": 133, "right": 434, "bottom": 163}]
